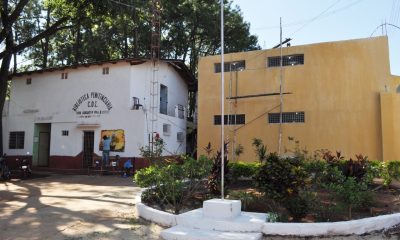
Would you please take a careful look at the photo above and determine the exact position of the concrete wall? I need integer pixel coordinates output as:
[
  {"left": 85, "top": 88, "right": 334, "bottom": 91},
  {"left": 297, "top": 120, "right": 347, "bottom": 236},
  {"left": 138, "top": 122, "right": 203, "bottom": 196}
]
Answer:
[{"left": 198, "top": 36, "right": 396, "bottom": 162}]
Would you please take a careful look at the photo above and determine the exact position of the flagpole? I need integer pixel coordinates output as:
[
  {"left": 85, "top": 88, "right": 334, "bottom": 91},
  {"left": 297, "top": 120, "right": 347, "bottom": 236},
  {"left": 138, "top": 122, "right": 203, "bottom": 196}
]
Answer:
[{"left": 220, "top": 0, "right": 225, "bottom": 200}]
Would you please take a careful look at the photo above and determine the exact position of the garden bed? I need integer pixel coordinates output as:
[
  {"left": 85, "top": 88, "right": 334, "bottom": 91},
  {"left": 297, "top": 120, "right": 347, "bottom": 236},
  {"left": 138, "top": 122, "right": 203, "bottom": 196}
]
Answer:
[{"left": 140, "top": 179, "right": 400, "bottom": 223}]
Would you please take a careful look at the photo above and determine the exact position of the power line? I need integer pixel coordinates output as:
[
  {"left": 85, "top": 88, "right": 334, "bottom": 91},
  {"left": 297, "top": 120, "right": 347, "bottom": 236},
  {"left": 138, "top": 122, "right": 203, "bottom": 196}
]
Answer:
[
  {"left": 108, "top": 0, "right": 135, "bottom": 8},
  {"left": 289, "top": 0, "right": 342, "bottom": 37}
]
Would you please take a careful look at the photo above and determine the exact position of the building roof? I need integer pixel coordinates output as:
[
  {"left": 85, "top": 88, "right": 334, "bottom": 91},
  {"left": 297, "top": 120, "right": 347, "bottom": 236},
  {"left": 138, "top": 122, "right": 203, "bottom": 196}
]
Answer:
[{"left": 10, "top": 58, "right": 197, "bottom": 91}]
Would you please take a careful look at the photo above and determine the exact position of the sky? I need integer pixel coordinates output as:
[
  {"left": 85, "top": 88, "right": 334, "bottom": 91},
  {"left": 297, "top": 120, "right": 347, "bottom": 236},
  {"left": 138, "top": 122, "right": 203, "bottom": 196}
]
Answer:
[{"left": 231, "top": 0, "right": 400, "bottom": 75}]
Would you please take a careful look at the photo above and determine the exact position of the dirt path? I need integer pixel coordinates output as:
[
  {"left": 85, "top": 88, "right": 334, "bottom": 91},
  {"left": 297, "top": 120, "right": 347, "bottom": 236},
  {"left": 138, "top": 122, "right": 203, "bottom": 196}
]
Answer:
[
  {"left": 0, "top": 174, "right": 163, "bottom": 240},
  {"left": 1, "top": 173, "right": 399, "bottom": 240}
]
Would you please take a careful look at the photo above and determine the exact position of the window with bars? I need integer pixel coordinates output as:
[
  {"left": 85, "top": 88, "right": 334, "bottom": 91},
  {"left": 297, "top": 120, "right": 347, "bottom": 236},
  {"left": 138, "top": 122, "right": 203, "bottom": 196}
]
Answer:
[
  {"left": 177, "top": 132, "right": 184, "bottom": 142},
  {"left": 267, "top": 54, "right": 304, "bottom": 68},
  {"left": 61, "top": 72, "right": 68, "bottom": 79},
  {"left": 9, "top": 131, "right": 25, "bottom": 149},
  {"left": 177, "top": 104, "right": 184, "bottom": 119},
  {"left": 26, "top": 78, "right": 32, "bottom": 85},
  {"left": 102, "top": 67, "right": 109, "bottom": 75},
  {"left": 214, "top": 114, "right": 245, "bottom": 125},
  {"left": 214, "top": 60, "right": 245, "bottom": 73},
  {"left": 268, "top": 112, "right": 305, "bottom": 124},
  {"left": 62, "top": 130, "right": 69, "bottom": 136},
  {"left": 163, "top": 124, "right": 171, "bottom": 136}
]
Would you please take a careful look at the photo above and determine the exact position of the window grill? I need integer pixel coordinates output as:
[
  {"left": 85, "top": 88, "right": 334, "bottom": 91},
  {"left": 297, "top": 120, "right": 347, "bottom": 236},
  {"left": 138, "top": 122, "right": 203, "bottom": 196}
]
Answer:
[
  {"left": 61, "top": 72, "right": 68, "bottom": 79},
  {"left": 26, "top": 78, "right": 32, "bottom": 85},
  {"left": 214, "top": 60, "right": 246, "bottom": 73},
  {"left": 163, "top": 124, "right": 171, "bottom": 136},
  {"left": 177, "top": 132, "right": 184, "bottom": 142},
  {"left": 177, "top": 104, "right": 184, "bottom": 119},
  {"left": 214, "top": 114, "right": 245, "bottom": 125},
  {"left": 268, "top": 112, "right": 305, "bottom": 124},
  {"left": 62, "top": 130, "right": 69, "bottom": 136},
  {"left": 102, "top": 67, "right": 109, "bottom": 75},
  {"left": 268, "top": 54, "right": 304, "bottom": 68},
  {"left": 9, "top": 131, "right": 24, "bottom": 149}
]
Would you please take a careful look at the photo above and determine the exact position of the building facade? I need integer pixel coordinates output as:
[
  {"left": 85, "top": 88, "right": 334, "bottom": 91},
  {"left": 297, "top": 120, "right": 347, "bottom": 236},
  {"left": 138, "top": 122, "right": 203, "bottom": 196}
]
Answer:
[
  {"left": 3, "top": 59, "right": 195, "bottom": 170},
  {"left": 198, "top": 36, "right": 400, "bottom": 162}
]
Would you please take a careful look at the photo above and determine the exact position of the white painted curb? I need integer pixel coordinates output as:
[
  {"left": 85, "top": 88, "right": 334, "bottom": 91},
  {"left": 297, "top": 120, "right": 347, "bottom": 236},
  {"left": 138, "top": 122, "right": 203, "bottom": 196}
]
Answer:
[
  {"left": 136, "top": 188, "right": 400, "bottom": 236},
  {"left": 135, "top": 188, "right": 177, "bottom": 227},
  {"left": 262, "top": 213, "right": 400, "bottom": 236}
]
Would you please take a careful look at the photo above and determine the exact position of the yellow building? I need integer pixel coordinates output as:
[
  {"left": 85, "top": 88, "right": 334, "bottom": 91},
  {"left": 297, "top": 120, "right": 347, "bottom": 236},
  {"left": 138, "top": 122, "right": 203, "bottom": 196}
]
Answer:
[{"left": 197, "top": 36, "right": 400, "bottom": 162}]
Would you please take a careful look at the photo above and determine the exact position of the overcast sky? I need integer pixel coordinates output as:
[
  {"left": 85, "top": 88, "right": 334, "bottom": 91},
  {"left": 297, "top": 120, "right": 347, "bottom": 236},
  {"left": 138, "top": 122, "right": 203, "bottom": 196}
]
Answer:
[{"left": 232, "top": 0, "right": 400, "bottom": 75}]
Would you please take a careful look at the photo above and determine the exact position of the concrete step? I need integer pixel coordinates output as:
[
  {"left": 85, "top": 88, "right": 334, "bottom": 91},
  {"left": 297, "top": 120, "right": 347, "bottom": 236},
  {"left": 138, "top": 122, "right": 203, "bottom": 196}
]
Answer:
[
  {"left": 160, "top": 225, "right": 263, "bottom": 240},
  {"left": 176, "top": 209, "right": 267, "bottom": 232}
]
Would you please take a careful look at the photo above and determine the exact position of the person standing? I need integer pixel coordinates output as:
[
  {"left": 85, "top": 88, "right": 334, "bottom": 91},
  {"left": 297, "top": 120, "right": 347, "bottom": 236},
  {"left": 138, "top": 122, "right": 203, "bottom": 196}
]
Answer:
[{"left": 102, "top": 135, "right": 111, "bottom": 167}]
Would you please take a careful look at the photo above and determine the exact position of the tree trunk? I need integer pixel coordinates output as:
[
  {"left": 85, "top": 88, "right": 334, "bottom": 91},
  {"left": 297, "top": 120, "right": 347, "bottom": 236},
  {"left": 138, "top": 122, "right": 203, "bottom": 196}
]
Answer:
[
  {"left": 0, "top": 0, "right": 13, "bottom": 155},
  {"left": 42, "top": 7, "right": 51, "bottom": 68}
]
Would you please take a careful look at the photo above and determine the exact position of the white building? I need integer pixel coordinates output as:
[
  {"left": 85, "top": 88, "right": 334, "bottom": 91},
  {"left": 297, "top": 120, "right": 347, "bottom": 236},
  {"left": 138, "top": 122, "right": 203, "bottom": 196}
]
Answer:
[{"left": 3, "top": 59, "right": 196, "bottom": 171}]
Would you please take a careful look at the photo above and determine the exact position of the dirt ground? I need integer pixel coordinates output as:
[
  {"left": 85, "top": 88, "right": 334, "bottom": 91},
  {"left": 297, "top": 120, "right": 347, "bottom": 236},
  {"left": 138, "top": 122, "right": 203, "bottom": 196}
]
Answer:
[{"left": 0, "top": 173, "right": 399, "bottom": 240}]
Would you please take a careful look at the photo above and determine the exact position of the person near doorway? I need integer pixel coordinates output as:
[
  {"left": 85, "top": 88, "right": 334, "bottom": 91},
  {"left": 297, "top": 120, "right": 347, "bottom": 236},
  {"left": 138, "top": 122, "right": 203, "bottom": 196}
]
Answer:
[{"left": 102, "top": 135, "right": 111, "bottom": 167}]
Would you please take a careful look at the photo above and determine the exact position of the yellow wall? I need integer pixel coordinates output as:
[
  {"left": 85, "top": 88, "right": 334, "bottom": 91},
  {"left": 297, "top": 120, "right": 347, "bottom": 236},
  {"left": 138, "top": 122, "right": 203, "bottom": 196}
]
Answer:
[{"left": 198, "top": 36, "right": 397, "bottom": 162}]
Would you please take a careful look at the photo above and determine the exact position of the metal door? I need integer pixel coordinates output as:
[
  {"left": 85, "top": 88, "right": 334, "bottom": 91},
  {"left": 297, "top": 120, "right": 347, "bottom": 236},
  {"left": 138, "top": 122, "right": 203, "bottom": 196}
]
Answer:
[
  {"left": 83, "top": 131, "right": 94, "bottom": 167},
  {"left": 38, "top": 132, "right": 50, "bottom": 166}
]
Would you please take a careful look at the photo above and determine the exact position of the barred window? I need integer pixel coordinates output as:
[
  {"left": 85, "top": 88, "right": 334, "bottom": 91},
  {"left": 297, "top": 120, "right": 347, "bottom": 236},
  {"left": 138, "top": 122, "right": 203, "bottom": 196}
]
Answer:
[
  {"left": 102, "top": 67, "right": 109, "bottom": 75},
  {"left": 62, "top": 130, "right": 69, "bottom": 136},
  {"left": 214, "top": 60, "right": 245, "bottom": 73},
  {"left": 214, "top": 114, "right": 245, "bottom": 125},
  {"left": 9, "top": 131, "right": 25, "bottom": 149},
  {"left": 268, "top": 112, "right": 305, "bottom": 124},
  {"left": 268, "top": 54, "right": 304, "bottom": 68},
  {"left": 61, "top": 72, "right": 68, "bottom": 79},
  {"left": 26, "top": 78, "right": 32, "bottom": 85}
]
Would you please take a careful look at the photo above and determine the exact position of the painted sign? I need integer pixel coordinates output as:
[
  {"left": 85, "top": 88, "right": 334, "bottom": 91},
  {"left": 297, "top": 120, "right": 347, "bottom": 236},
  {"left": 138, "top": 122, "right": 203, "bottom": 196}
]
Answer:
[
  {"left": 72, "top": 92, "right": 113, "bottom": 118},
  {"left": 99, "top": 129, "right": 125, "bottom": 152}
]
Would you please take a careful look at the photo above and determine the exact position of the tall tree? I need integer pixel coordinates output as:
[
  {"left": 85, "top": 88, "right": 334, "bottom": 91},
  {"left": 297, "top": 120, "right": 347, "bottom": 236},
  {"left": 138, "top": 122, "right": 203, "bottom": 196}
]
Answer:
[{"left": 0, "top": 0, "right": 96, "bottom": 155}]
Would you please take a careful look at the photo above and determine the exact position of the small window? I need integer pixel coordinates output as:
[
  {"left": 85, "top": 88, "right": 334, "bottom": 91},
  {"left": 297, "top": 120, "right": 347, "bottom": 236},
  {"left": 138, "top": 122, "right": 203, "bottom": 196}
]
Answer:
[
  {"left": 268, "top": 112, "right": 305, "bottom": 124},
  {"left": 177, "top": 132, "right": 184, "bottom": 142},
  {"left": 177, "top": 104, "right": 184, "bottom": 119},
  {"left": 61, "top": 72, "right": 68, "bottom": 79},
  {"left": 214, "top": 114, "right": 245, "bottom": 125},
  {"left": 268, "top": 54, "right": 304, "bottom": 68},
  {"left": 102, "top": 67, "right": 109, "bottom": 75},
  {"left": 62, "top": 130, "right": 69, "bottom": 136},
  {"left": 26, "top": 78, "right": 32, "bottom": 85},
  {"left": 9, "top": 131, "right": 25, "bottom": 149},
  {"left": 163, "top": 124, "right": 171, "bottom": 136},
  {"left": 214, "top": 60, "right": 246, "bottom": 73}
]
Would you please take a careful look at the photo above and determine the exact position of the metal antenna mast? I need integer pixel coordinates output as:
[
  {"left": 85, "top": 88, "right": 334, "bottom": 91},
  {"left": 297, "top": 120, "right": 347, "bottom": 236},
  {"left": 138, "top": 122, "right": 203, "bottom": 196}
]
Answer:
[
  {"left": 150, "top": 0, "right": 161, "bottom": 150},
  {"left": 278, "top": 17, "right": 284, "bottom": 156}
]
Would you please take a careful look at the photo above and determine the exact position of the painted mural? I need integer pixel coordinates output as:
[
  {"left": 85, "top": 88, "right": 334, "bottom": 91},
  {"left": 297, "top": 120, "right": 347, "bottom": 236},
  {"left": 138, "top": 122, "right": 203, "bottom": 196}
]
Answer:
[{"left": 99, "top": 129, "right": 125, "bottom": 152}]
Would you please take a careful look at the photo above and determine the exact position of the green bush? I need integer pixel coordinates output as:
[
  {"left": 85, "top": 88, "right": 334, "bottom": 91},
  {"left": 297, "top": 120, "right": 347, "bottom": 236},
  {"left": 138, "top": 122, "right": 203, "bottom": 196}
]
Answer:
[
  {"left": 254, "top": 153, "right": 310, "bottom": 221},
  {"left": 135, "top": 155, "right": 212, "bottom": 214},
  {"left": 388, "top": 161, "right": 400, "bottom": 180},
  {"left": 228, "top": 162, "right": 260, "bottom": 182},
  {"left": 326, "top": 176, "right": 373, "bottom": 219}
]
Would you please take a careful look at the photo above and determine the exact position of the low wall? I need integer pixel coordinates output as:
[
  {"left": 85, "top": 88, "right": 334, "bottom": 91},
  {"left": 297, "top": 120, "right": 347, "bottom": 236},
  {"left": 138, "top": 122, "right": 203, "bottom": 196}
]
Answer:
[{"left": 135, "top": 189, "right": 400, "bottom": 236}]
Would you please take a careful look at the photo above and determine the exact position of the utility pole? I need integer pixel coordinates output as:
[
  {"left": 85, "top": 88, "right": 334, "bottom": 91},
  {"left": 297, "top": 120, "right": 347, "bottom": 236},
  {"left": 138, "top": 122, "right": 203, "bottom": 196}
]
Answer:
[{"left": 278, "top": 17, "right": 284, "bottom": 156}]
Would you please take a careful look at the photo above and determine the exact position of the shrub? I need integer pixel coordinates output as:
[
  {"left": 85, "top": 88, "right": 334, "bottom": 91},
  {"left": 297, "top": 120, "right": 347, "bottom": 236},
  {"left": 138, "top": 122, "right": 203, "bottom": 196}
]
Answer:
[
  {"left": 228, "top": 162, "right": 260, "bottom": 183},
  {"left": 252, "top": 138, "right": 267, "bottom": 163},
  {"left": 207, "top": 142, "right": 229, "bottom": 196},
  {"left": 326, "top": 176, "right": 373, "bottom": 219},
  {"left": 135, "top": 155, "right": 212, "bottom": 214},
  {"left": 388, "top": 161, "right": 400, "bottom": 180},
  {"left": 254, "top": 153, "right": 310, "bottom": 221},
  {"left": 365, "top": 160, "right": 391, "bottom": 186},
  {"left": 227, "top": 190, "right": 256, "bottom": 211}
]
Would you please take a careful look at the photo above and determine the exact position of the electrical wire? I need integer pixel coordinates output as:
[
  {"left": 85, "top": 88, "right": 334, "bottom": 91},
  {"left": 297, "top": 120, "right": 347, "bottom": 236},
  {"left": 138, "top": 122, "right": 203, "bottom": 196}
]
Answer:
[
  {"left": 289, "top": 0, "right": 342, "bottom": 37},
  {"left": 108, "top": 0, "right": 135, "bottom": 8}
]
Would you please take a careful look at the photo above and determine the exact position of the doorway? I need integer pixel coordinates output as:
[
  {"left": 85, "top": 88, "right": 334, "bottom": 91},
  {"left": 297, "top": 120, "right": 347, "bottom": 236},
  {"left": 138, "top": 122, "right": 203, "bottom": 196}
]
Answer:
[
  {"left": 33, "top": 123, "right": 51, "bottom": 167},
  {"left": 83, "top": 131, "right": 94, "bottom": 168}
]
